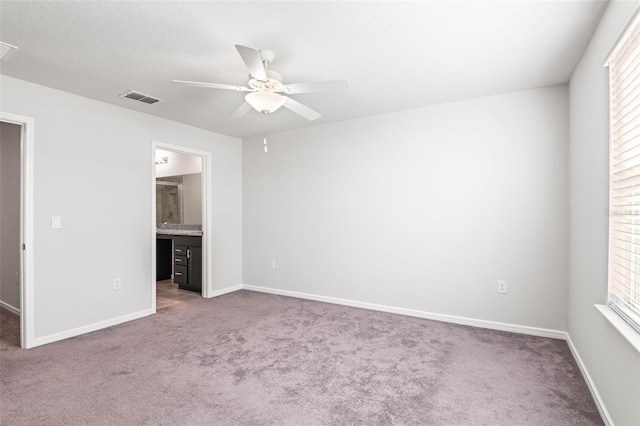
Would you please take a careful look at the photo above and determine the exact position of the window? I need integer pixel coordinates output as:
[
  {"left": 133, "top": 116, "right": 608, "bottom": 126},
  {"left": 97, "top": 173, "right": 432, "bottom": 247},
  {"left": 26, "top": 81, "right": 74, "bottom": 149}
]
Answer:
[{"left": 607, "top": 11, "right": 640, "bottom": 334}]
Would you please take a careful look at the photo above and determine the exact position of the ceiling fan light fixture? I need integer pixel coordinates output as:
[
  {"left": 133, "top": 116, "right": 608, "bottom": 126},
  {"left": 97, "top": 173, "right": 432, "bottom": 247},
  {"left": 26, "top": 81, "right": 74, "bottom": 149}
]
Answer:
[{"left": 245, "top": 91, "right": 285, "bottom": 114}]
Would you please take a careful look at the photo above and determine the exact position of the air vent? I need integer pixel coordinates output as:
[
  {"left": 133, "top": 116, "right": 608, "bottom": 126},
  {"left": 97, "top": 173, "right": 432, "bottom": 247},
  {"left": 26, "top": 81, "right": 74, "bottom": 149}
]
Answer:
[{"left": 120, "top": 90, "right": 162, "bottom": 105}]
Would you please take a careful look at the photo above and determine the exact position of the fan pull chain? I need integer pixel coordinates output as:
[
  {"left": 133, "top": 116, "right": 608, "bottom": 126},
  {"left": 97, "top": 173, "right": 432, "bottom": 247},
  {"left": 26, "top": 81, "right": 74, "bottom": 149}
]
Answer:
[{"left": 263, "top": 115, "right": 268, "bottom": 153}]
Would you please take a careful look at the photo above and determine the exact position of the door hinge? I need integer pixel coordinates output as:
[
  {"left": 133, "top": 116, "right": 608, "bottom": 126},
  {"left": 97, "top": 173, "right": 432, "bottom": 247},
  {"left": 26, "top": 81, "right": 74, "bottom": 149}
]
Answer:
[{"left": 22, "top": 244, "right": 26, "bottom": 250}]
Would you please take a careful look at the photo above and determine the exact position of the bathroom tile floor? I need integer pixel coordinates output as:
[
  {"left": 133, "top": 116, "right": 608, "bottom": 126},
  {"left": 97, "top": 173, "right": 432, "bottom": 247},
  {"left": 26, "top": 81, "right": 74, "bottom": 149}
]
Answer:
[
  {"left": 0, "top": 307, "right": 20, "bottom": 350},
  {"left": 156, "top": 279, "right": 201, "bottom": 310}
]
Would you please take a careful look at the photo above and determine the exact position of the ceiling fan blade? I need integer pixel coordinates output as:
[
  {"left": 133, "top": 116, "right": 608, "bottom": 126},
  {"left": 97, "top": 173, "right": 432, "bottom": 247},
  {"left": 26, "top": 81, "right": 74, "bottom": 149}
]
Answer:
[
  {"left": 172, "top": 80, "right": 253, "bottom": 91},
  {"left": 283, "top": 79, "right": 350, "bottom": 94},
  {"left": 230, "top": 102, "right": 252, "bottom": 118},
  {"left": 282, "top": 97, "right": 321, "bottom": 121},
  {"left": 235, "top": 45, "right": 268, "bottom": 81}
]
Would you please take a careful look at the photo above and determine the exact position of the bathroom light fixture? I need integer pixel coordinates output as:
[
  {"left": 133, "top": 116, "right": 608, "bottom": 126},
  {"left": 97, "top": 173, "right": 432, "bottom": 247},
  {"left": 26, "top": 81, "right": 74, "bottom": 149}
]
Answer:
[
  {"left": 245, "top": 91, "right": 285, "bottom": 114},
  {"left": 155, "top": 156, "right": 168, "bottom": 165}
]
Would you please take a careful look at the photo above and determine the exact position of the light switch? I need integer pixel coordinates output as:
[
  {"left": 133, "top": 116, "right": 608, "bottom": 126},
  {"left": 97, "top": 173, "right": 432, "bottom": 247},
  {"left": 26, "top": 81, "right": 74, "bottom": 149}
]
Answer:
[{"left": 51, "top": 216, "right": 61, "bottom": 229}]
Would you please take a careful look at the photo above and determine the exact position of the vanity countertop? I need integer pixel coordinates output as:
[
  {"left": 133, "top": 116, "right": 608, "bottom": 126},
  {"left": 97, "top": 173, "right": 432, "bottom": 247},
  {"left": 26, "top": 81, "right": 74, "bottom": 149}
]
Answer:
[
  {"left": 156, "top": 224, "right": 202, "bottom": 237},
  {"left": 156, "top": 229, "right": 202, "bottom": 236}
]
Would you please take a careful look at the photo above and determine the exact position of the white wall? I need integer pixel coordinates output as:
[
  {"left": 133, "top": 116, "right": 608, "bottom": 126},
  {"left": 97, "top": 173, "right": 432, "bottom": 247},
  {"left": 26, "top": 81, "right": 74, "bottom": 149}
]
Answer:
[
  {"left": 0, "top": 75, "right": 243, "bottom": 341},
  {"left": 244, "top": 86, "right": 569, "bottom": 331},
  {"left": 0, "top": 122, "right": 21, "bottom": 311},
  {"left": 155, "top": 149, "right": 202, "bottom": 178},
  {"left": 182, "top": 173, "right": 202, "bottom": 225},
  {"left": 569, "top": 1, "right": 640, "bottom": 425}
]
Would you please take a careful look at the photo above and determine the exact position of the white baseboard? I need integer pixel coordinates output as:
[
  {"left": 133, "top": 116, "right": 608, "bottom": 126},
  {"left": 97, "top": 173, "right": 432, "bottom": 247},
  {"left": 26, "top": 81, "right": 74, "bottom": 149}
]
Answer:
[
  {"left": 0, "top": 300, "right": 20, "bottom": 315},
  {"left": 208, "top": 284, "right": 243, "bottom": 298},
  {"left": 243, "top": 284, "right": 609, "bottom": 425},
  {"left": 29, "top": 285, "right": 240, "bottom": 348},
  {"left": 565, "top": 333, "right": 613, "bottom": 426},
  {"left": 29, "top": 308, "right": 154, "bottom": 349},
  {"left": 242, "top": 284, "right": 566, "bottom": 340},
  {"left": 17, "top": 281, "right": 610, "bottom": 426}
]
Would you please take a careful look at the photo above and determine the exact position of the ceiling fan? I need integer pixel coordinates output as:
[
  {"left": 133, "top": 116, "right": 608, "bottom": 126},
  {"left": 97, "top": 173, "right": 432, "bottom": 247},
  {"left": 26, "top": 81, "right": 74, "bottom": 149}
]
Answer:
[{"left": 173, "top": 45, "right": 350, "bottom": 121}]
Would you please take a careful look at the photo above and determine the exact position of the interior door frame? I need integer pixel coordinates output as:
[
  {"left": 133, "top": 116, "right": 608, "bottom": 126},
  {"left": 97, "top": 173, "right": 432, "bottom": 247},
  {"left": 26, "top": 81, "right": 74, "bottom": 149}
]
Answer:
[
  {"left": 151, "top": 141, "right": 212, "bottom": 310},
  {"left": 0, "top": 111, "right": 35, "bottom": 349}
]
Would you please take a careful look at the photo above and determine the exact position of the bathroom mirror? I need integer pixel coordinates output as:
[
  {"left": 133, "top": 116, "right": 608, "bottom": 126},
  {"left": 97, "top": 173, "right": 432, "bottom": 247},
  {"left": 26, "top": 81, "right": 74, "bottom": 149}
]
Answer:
[
  {"left": 156, "top": 179, "right": 183, "bottom": 224},
  {"left": 156, "top": 173, "right": 202, "bottom": 224}
]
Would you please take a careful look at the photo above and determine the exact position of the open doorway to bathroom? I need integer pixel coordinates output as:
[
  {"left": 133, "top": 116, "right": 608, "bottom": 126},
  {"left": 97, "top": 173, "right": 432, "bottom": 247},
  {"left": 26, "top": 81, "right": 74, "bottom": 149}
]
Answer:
[
  {"left": 0, "top": 112, "right": 34, "bottom": 349},
  {"left": 0, "top": 121, "right": 22, "bottom": 348},
  {"left": 152, "top": 144, "right": 210, "bottom": 311}
]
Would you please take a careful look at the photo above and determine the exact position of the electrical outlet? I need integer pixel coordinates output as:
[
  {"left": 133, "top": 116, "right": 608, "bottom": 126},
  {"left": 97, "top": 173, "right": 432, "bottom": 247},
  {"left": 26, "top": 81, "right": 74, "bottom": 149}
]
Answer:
[
  {"left": 113, "top": 278, "right": 122, "bottom": 290},
  {"left": 51, "top": 216, "right": 61, "bottom": 229},
  {"left": 497, "top": 280, "right": 507, "bottom": 294},
  {"left": 269, "top": 259, "right": 276, "bottom": 269}
]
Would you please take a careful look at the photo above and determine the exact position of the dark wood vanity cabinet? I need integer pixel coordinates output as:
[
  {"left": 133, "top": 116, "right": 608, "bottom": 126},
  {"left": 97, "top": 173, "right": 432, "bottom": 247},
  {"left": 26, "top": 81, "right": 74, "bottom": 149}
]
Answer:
[
  {"left": 173, "top": 235, "right": 202, "bottom": 292},
  {"left": 156, "top": 238, "right": 173, "bottom": 281},
  {"left": 173, "top": 244, "right": 188, "bottom": 287},
  {"left": 156, "top": 234, "right": 202, "bottom": 293},
  {"left": 187, "top": 246, "right": 202, "bottom": 292}
]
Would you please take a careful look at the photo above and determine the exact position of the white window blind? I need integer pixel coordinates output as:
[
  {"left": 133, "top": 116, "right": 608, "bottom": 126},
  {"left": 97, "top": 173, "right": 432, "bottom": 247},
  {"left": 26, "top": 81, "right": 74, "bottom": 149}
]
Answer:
[{"left": 608, "top": 11, "right": 640, "bottom": 334}]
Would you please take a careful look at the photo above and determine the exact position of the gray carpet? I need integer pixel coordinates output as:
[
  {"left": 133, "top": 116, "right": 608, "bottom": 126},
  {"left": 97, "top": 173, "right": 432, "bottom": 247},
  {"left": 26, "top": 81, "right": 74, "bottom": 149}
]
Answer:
[{"left": 0, "top": 290, "right": 601, "bottom": 425}]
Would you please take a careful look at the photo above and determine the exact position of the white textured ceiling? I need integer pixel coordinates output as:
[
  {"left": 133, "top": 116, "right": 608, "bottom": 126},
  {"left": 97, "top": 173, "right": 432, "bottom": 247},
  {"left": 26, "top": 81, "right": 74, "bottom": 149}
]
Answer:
[{"left": 0, "top": 1, "right": 606, "bottom": 138}]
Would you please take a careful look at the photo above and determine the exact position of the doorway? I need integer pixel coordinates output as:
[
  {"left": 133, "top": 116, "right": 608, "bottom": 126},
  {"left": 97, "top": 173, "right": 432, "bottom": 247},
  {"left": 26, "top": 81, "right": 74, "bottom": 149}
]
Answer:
[
  {"left": 151, "top": 142, "right": 212, "bottom": 311},
  {"left": 0, "top": 112, "right": 34, "bottom": 349},
  {"left": 0, "top": 122, "right": 21, "bottom": 348}
]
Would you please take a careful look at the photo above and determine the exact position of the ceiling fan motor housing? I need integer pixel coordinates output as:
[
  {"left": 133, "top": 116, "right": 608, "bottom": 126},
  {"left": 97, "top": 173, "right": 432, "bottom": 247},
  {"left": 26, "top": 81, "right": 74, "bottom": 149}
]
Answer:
[{"left": 249, "top": 70, "right": 284, "bottom": 92}]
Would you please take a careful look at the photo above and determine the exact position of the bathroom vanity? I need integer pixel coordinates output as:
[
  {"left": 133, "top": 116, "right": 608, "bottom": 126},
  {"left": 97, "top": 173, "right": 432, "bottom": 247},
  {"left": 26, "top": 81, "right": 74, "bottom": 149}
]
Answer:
[{"left": 156, "top": 227, "right": 202, "bottom": 293}]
